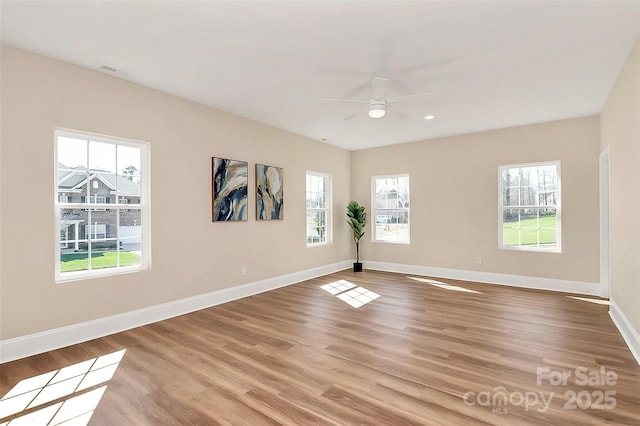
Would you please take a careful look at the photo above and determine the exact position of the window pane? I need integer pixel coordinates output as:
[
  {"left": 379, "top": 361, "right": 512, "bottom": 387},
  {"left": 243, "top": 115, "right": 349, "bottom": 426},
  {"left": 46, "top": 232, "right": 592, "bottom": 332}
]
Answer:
[
  {"left": 115, "top": 173, "right": 140, "bottom": 205},
  {"left": 59, "top": 208, "right": 87, "bottom": 272},
  {"left": 117, "top": 145, "right": 142, "bottom": 208},
  {"left": 306, "top": 175, "right": 326, "bottom": 210},
  {"left": 306, "top": 211, "right": 326, "bottom": 244},
  {"left": 85, "top": 209, "right": 116, "bottom": 240},
  {"left": 60, "top": 250, "right": 89, "bottom": 273},
  {"left": 520, "top": 186, "right": 537, "bottom": 206},
  {"left": 58, "top": 137, "right": 88, "bottom": 201},
  {"left": 376, "top": 177, "right": 405, "bottom": 209},
  {"left": 502, "top": 169, "right": 518, "bottom": 188},
  {"left": 89, "top": 174, "right": 114, "bottom": 207},
  {"left": 375, "top": 209, "right": 409, "bottom": 243},
  {"left": 89, "top": 141, "right": 116, "bottom": 174},
  {"left": 119, "top": 208, "right": 142, "bottom": 268},
  {"left": 117, "top": 145, "right": 141, "bottom": 179},
  {"left": 120, "top": 208, "right": 142, "bottom": 250},
  {"left": 58, "top": 137, "right": 87, "bottom": 169},
  {"left": 539, "top": 208, "right": 557, "bottom": 246},
  {"left": 317, "top": 177, "right": 326, "bottom": 209},
  {"left": 502, "top": 186, "right": 519, "bottom": 207},
  {"left": 87, "top": 209, "right": 117, "bottom": 271}
]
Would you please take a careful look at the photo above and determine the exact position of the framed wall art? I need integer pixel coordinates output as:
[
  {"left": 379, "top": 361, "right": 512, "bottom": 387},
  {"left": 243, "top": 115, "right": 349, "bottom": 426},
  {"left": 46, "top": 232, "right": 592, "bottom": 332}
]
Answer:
[
  {"left": 212, "top": 157, "right": 248, "bottom": 221},
  {"left": 256, "top": 164, "right": 284, "bottom": 220}
]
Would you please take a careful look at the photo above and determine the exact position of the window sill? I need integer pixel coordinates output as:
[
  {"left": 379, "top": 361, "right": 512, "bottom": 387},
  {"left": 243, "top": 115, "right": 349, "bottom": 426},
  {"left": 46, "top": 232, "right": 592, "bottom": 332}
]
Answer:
[{"left": 56, "top": 266, "right": 147, "bottom": 283}]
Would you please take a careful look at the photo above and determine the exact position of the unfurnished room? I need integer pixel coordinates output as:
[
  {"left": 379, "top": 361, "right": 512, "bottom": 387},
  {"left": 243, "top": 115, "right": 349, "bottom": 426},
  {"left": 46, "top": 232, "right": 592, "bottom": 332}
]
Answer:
[{"left": 0, "top": 1, "right": 639, "bottom": 425}]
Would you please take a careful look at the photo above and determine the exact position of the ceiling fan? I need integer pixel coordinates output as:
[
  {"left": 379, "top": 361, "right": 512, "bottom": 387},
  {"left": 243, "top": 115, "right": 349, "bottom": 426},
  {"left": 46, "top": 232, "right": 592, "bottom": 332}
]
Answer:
[{"left": 321, "top": 77, "right": 437, "bottom": 119}]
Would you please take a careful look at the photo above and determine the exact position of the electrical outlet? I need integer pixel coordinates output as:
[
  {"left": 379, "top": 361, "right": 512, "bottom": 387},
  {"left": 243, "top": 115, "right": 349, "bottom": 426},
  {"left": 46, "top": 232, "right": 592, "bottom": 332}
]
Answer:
[
  {"left": 476, "top": 256, "right": 482, "bottom": 265},
  {"left": 241, "top": 266, "right": 247, "bottom": 275}
]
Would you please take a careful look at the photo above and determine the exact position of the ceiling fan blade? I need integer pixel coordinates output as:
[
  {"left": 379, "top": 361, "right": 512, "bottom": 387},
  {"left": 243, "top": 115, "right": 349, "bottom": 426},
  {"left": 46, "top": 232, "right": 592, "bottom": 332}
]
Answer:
[
  {"left": 342, "top": 110, "right": 360, "bottom": 121},
  {"left": 320, "top": 98, "right": 368, "bottom": 104},
  {"left": 371, "top": 77, "right": 388, "bottom": 101},
  {"left": 390, "top": 106, "right": 408, "bottom": 120},
  {"left": 387, "top": 91, "right": 438, "bottom": 102},
  {"left": 342, "top": 82, "right": 372, "bottom": 100}
]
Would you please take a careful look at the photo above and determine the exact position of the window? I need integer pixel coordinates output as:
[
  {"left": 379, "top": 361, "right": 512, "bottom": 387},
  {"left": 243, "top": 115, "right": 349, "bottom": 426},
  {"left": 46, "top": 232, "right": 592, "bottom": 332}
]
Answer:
[
  {"left": 306, "top": 172, "right": 331, "bottom": 246},
  {"left": 85, "top": 195, "right": 107, "bottom": 211},
  {"left": 55, "top": 129, "right": 149, "bottom": 281},
  {"left": 84, "top": 224, "right": 107, "bottom": 240},
  {"left": 373, "top": 174, "right": 410, "bottom": 243},
  {"left": 87, "top": 195, "right": 107, "bottom": 204},
  {"left": 499, "top": 161, "right": 561, "bottom": 252}
]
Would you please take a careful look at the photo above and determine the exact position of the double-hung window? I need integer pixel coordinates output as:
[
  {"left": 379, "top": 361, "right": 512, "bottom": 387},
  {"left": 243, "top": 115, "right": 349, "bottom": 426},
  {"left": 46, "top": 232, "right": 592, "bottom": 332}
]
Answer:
[
  {"left": 306, "top": 172, "right": 331, "bottom": 246},
  {"left": 372, "top": 174, "right": 410, "bottom": 244},
  {"left": 55, "top": 129, "right": 150, "bottom": 281},
  {"left": 499, "top": 161, "right": 561, "bottom": 252}
]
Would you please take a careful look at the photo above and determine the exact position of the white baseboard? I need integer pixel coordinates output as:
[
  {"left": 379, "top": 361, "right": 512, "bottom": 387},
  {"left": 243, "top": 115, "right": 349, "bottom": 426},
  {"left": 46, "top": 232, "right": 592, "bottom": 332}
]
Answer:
[
  {"left": 0, "top": 260, "right": 352, "bottom": 363},
  {"left": 609, "top": 299, "right": 640, "bottom": 366},
  {"left": 364, "top": 260, "right": 601, "bottom": 296},
  {"left": 0, "top": 260, "right": 610, "bottom": 364}
]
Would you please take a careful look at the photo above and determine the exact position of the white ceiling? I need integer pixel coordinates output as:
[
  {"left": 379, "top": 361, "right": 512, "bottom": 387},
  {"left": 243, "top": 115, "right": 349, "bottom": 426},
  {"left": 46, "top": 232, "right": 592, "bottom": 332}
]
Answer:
[{"left": 1, "top": 1, "right": 639, "bottom": 151}]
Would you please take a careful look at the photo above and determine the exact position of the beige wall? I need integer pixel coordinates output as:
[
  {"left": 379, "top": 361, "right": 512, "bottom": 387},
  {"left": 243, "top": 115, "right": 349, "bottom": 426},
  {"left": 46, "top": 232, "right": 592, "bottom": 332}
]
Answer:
[
  {"left": 351, "top": 116, "right": 601, "bottom": 285},
  {"left": 0, "top": 46, "right": 352, "bottom": 340},
  {"left": 601, "top": 38, "right": 640, "bottom": 332},
  {"left": 1, "top": 41, "right": 630, "bottom": 344}
]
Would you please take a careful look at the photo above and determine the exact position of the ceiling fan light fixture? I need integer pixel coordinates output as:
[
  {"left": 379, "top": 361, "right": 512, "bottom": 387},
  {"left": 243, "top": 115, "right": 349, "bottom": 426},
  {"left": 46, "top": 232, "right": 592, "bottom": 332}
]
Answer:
[{"left": 368, "top": 103, "right": 386, "bottom": 118}]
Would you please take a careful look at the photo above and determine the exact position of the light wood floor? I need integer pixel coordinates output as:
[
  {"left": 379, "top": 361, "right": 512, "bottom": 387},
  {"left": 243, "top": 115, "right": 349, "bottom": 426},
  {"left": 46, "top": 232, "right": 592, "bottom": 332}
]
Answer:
[{"left": 1, "top": 270, "right": 639, "bottom": 425}]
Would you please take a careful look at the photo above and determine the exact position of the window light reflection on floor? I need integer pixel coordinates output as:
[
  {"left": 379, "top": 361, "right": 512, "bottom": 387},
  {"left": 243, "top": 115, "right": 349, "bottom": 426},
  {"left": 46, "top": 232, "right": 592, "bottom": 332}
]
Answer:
[
  {"left": 320, "top": 280, "right": 380, "bottom": 308},
  {"left": 407, "top": 276, "right": 483, "bottom": 294},
  {"left": 336, "top": 287, "right": 381, "bottom": 308},
  {"left": 567, "top": 296, "right": 610, "bottom": 305},
  {"left": 320, "top": 279, "right": 357, "bottom": 295},
  {"left": 0, "top": 349, "right": 125, "bottom": 425}
]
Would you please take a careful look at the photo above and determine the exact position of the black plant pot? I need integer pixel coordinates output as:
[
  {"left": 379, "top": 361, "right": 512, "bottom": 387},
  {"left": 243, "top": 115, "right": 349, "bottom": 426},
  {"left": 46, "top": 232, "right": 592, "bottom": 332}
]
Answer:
[{"left": 353, "top": 262, "right": 363, "bottom": 272}]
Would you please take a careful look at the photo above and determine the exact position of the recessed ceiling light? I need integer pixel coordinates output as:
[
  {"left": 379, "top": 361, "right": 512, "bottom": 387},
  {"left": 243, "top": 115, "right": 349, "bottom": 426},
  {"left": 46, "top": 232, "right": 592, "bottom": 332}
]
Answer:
[{"left": 424, "top": 115, "right": 435, "bottom": 120}]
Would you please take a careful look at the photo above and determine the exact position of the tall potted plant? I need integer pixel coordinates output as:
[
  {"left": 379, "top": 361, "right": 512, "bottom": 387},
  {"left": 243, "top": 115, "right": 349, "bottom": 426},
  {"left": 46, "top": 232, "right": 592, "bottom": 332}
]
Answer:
[{"left": 346, "top": 200, "right": 367, "bottom": 272}]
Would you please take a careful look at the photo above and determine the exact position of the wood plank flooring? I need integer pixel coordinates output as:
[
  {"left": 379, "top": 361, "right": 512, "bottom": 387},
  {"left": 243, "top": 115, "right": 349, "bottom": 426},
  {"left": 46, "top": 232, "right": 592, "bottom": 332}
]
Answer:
[{"left": 1, "top": 270, "right": 639, "bottom": 425}]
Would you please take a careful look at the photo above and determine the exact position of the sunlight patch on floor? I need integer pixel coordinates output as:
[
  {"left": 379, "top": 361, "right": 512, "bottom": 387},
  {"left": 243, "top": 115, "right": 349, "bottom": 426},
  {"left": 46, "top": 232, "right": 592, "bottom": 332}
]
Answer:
[
  {"left": 320, "top": 279, "right": 357, "bottom": 295},
  {"left": 320, "top": 280, "right": 380, "bottom": 308},
  {"left": 0, "top": 349, "right": 125, "bottom": 425},
  {"left": 336, "top": 287, "right": 381, "bottom": 308},
  {"left": 407, "top": 276, "right": 483, "bottom": 294},
  {"left": 567, "top": 296, "right": 610, "bottom": 305}
]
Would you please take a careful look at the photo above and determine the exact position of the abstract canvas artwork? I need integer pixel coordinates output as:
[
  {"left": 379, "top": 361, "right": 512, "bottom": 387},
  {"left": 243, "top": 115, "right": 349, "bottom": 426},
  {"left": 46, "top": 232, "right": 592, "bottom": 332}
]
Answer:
[
  {"left": 212, "top": 157, "right": 248, "bottom": 221},
  {"left": 256, "top": 164, "right": 284, "bottom": 220}
]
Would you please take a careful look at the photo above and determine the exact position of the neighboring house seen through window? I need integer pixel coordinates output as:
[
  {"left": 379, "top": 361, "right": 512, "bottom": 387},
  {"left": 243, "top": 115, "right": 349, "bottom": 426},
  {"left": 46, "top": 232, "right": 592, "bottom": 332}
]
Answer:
[
  {"left": 55, "top": 129, "right": 149, "bottom": 281},
  {"left": 373, "top": 174, "right": 410, "bottom": 244},
  {"left": 499, "top": 161, "right": 561, "bottom": 252},
  {"left": 306, "top": 172, "right": 331, "bottom": 246}
]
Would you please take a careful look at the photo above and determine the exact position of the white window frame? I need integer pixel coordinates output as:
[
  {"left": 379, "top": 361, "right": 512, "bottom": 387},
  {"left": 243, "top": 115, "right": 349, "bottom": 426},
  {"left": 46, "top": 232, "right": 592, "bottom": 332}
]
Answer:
[
  {"left": 372, "top": 173, "right": 410, "bottom": 244},
  {"left": 306, "top": 171, "right": 332, "bottom": 247},
  {"left": 55, "top": 129, "right": 151, "bottom": 282},
  {"left": 498, "top": 161, "right": 561, "bottom": 253}
]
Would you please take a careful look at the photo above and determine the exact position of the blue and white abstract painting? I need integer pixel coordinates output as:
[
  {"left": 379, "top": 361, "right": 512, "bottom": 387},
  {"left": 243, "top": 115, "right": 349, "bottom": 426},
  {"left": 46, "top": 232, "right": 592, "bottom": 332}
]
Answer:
[
  {"left": 212, "top": 157, "right": 248, "bottom": 221},
  {"left": 256, "top": 164, "right": 284, "bottom": 220}
]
